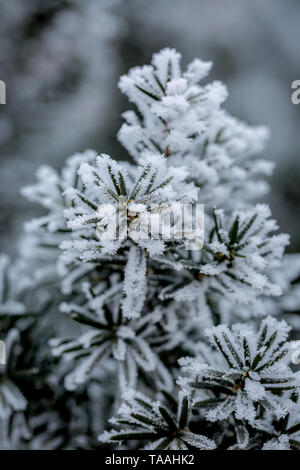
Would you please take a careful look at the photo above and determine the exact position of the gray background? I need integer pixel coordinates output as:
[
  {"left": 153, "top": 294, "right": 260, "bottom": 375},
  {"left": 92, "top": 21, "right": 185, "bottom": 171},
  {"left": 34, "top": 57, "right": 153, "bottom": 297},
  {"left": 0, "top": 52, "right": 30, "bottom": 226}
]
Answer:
[{"left": 1, "top": 0, "right": 300, "bottom": 254}]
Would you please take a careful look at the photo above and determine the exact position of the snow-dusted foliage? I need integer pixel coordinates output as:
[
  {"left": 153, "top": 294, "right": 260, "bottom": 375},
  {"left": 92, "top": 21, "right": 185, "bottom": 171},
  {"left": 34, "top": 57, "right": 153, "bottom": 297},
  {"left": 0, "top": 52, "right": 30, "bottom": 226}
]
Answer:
[
  {"left": 50, "top": 290, "right": 174, "bottom": 392},
  {"left": 179, "top": 317, "right": 299, "bottom": 425},
  {"left": 0, "top": 329, "right": 27, "bottom": 418},
  {"left": 262, "top": 406, "right": 300, "bottom": 450},
  {"left": 118, "top": 48, "right": 272, "bottom": 208},
  {"left": 100, "top": 389, "right": 216, "bottom": 450},
  {"left": 118, "top": 48, "right": 224, "bottom": 160},
  {"left": 61, "top": 152, "right": 195, "bottom": 260},
  {"left": 199, "top": 204, "right": 289, "bottom": 302},
  {"left": 1, "top": 48, "right": 300, "bottom": 449}
]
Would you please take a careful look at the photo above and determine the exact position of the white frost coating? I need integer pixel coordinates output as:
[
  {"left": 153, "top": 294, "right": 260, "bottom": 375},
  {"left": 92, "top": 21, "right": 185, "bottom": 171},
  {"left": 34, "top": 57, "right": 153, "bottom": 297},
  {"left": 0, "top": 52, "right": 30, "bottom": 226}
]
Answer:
[
  {"left": 122, "top": 246, "right": 147, "bottom": 319},
  {"left": 100, "top": 388, "right": 216, "bottom": 450},
  {"left": 180, "top": 317, "right": 299, "bottom": 426},
  {"left": 7, "top": 47, "right": 300, "bottom": 450}
]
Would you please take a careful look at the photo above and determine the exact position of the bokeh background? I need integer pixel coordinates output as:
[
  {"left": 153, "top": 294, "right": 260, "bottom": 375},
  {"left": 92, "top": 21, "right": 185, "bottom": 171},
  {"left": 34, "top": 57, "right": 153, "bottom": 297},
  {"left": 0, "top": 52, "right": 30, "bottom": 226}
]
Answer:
[{"left": 1, "top": 0, "right": 300, "bottom": 256}]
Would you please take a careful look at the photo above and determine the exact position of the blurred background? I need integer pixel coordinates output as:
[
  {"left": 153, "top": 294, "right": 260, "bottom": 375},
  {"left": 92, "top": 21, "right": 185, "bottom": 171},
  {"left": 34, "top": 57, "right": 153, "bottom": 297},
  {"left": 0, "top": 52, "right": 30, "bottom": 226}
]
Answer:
[{"left": 1, "top": 0, "right": 300, "bottom": 255}]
